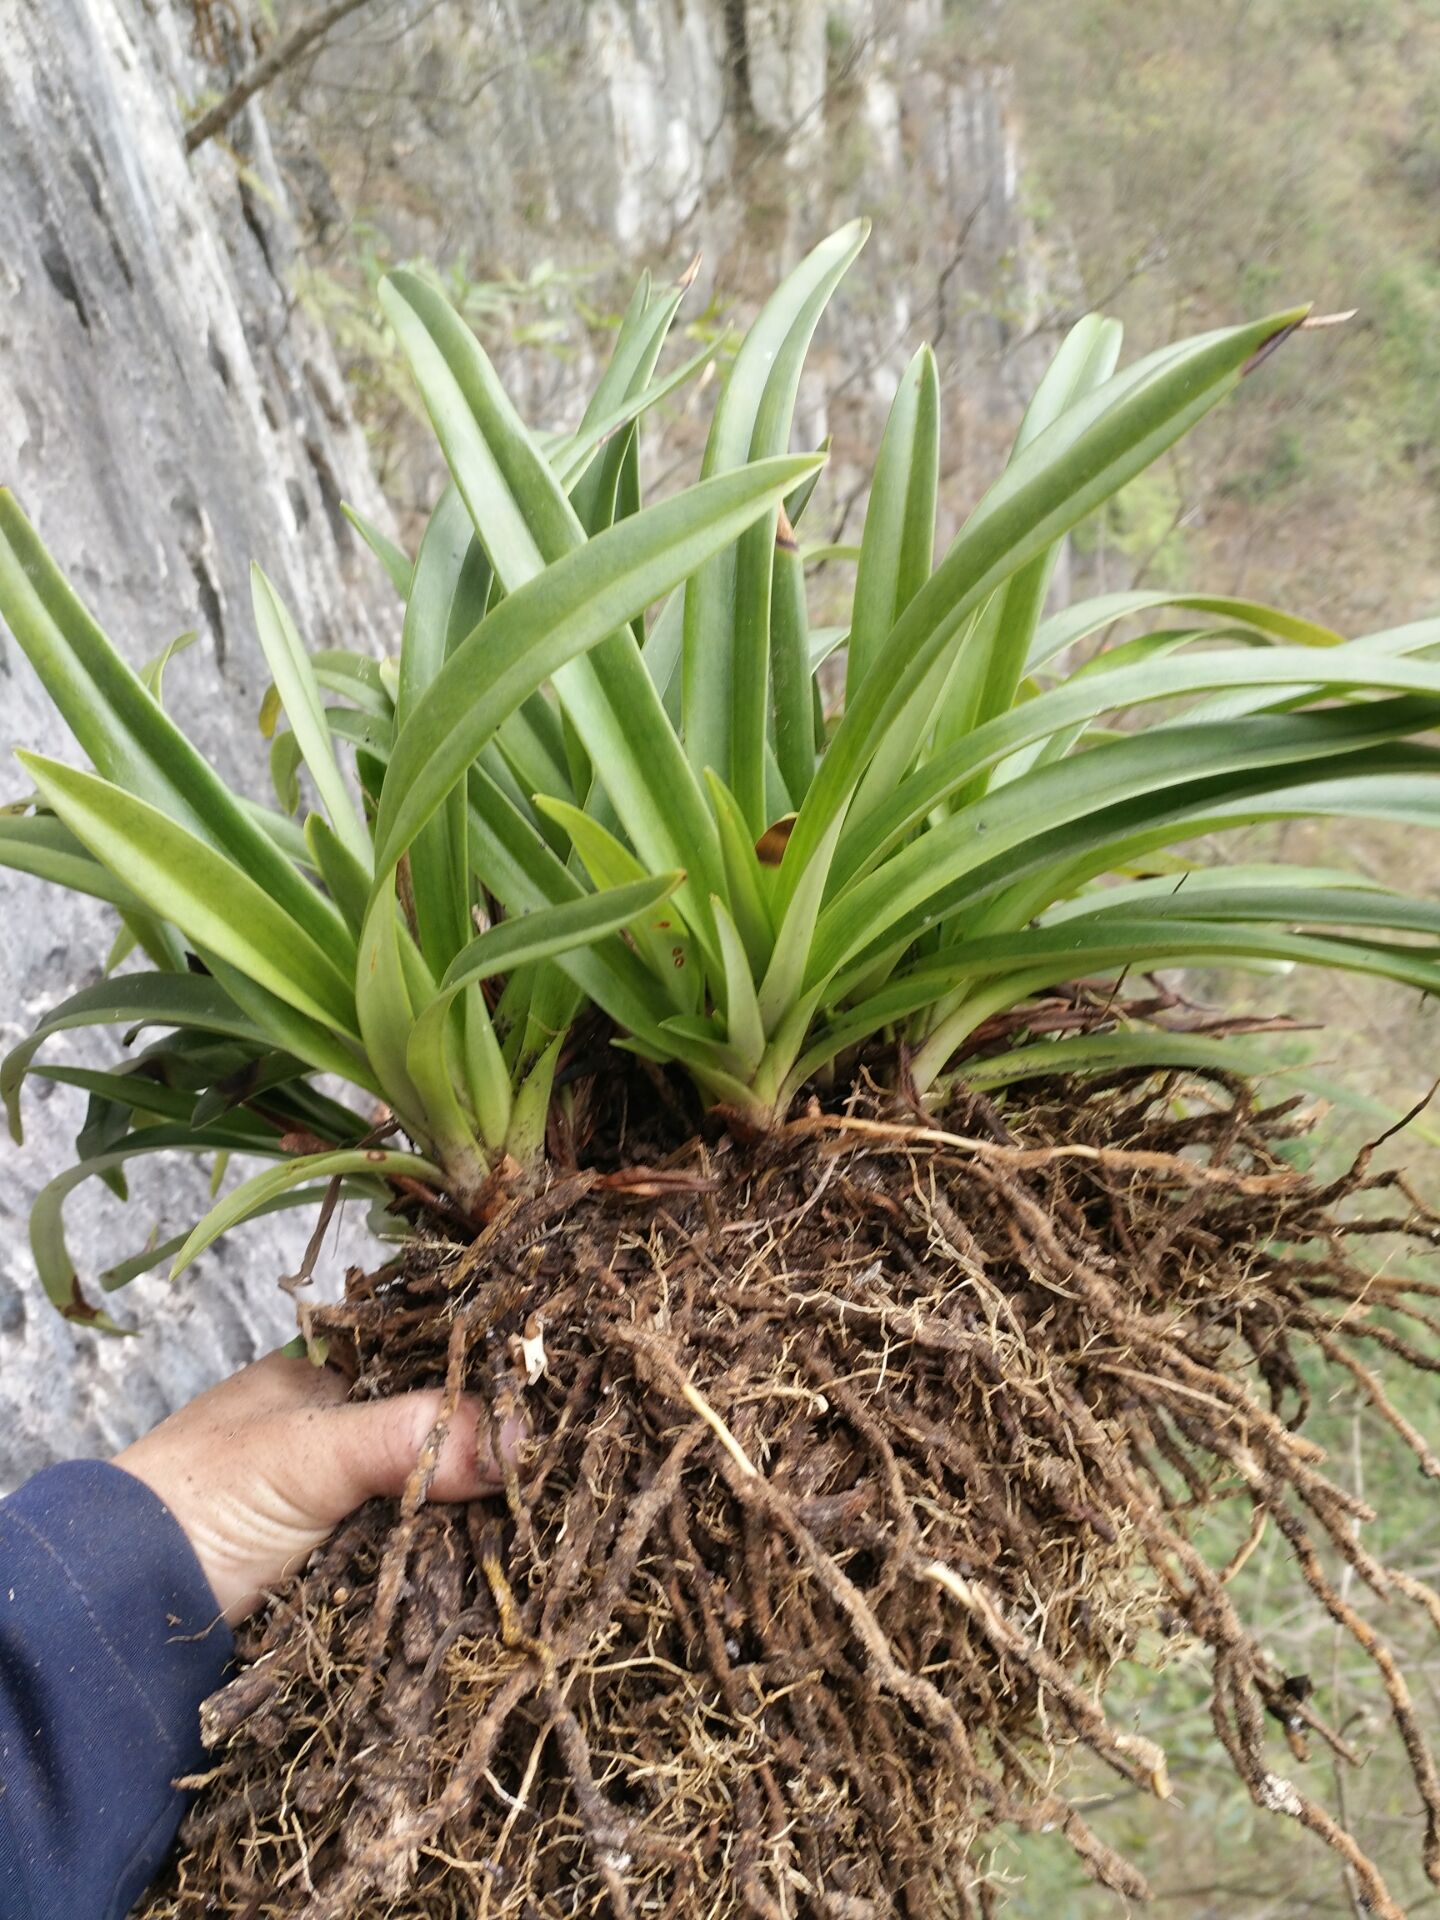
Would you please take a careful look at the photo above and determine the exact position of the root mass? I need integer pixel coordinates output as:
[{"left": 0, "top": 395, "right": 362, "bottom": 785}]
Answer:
[{"left": 142, "top": 1074, "right": 1440, "bottom": 1919}]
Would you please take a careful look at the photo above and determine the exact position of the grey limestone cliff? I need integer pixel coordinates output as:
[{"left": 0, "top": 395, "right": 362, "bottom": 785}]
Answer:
[{"left": 0, "top": 0, "right": 394, "bottom": 1484}]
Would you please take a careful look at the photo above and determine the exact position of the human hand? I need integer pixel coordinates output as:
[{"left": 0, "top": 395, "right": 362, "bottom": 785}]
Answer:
[{"left": 114, "top": 1351, "right": 510, "bottom": 1624}]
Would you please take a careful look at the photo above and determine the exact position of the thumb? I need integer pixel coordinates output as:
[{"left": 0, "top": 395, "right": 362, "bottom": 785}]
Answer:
[{"left": 310, "top": 1389, "right": 514, "bottom": 1525}]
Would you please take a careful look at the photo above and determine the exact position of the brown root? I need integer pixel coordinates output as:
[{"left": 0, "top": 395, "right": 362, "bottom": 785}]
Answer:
[{"left": 144, "top": 1073, "right": 1440, "bottom": 1918}]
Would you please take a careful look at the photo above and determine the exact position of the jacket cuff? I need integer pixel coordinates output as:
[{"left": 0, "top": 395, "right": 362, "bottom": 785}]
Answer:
[{"left": 0, "top": 1459, "right": 235, "bottom": 1918}]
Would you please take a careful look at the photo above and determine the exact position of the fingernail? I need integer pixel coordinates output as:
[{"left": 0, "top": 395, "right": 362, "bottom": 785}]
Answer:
[{"left": 477, "top": 1410, "right": 528, "bottom": 1485}]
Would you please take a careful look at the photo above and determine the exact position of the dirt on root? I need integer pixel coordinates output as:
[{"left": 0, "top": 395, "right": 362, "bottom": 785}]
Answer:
[{"left": 139, "top": 1071, "right": 1440, "bottom": 1920}]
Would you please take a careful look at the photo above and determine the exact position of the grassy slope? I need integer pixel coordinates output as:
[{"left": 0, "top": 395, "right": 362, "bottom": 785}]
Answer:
[
  {"left": 972, "top": 3, "right": 1440, "bottom": 1909},
  {"left": 981, "top": 0, "right": 1440, "bottom": 626}
]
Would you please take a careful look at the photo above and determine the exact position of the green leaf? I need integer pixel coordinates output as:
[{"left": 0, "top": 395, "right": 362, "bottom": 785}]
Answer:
[
  {"left": 711, "top": 896, "right": 765, "bottom": 1074},
  {"left": 704, "top": 771, "right": 775, "bottom": 977},
  {"left": 1027, "top": 589, "right": 1345, "bottom": 676},
  {"left": 641, "top": 587, "right": 685, "bottom": 720},
  {"left": 374, "top": 454, "right": 821, "bottom": 886},
  {"left": 560, "top": 341, "right": 716, "bottom": 500},
  {"left": 396, "top": 490, "right": 479, "bottom": 975},
  {"left": 831, "top": 643, "right": 1440, "bottom": 895},
  {"left": 381, "top": 267, "right": 578, "bottom": 579},
  {"left": 36, "top": 1063, "right": 278, "bottom": 1140},
  {"left": 269, "top": 727, "right": 303, "bottom": 815},
  {"left": 430, "top": 874, "right": 679, "bottom": 1023},
  {"left": 311, "top": 650, "right": 394, "bottom": 718},
  {"left": 3, "top": 973, "right": 271, "bottom": 1141},
  {"left": 100, "top": 1184, "right": 345, "bottom": 1291},
  {"left": 341, "top": 503, "right": 413, "bottom": 596},
  {"left": 504, "top": 1033, "right": 562, "bottom": 1164},
  {"left": 186, "top": 1048, "right": 327, "bottom": 1128},
  {"left": 556, "top": 271, "right": 677, "bottom": 504},
  {"left": 0, "top": 812, "right": 149, "bottom": 913},
  {"left": 250, "top": 566, "right": 372, "bottom": 867},
  {"left": 1065, "top": 882, "right": 1440, "bottom": 938},
  {"left": 466, "top": 770, "right": 685, "bottom": 1050},
  {"left": 770, "top": 507, "right": 816, "bottom": 806},
  {"left": 681, "top": 220, "right": 868, "bottom": 807},
  {"left": 31, "top": 1122, "right": 294, "bottom": 1326},
  {"left": 776, "top": 305, "right": 1312, "bottom": 918},
  {"left": 928, "top": 744, "right": 1440, "bottom": 958},
  {"left": 956, "top": 1029, "right": 1296, "bottom": 1093},
  {"left": 382, "top": 267, "right": 762, "bottom": 961},
  {"left": 0, "top": 491, "right": 351, "bottom": 955},
  {"left": 845, "top": 343, "right": 939, "bottom": 702},
  {"left": 20, "top": 755, "right": 361, "bottom": 1038},
  {"left": 404, "top": 877, "right": 681, "bottom": 1153},
  {"left": 757, "top": 812, "right": 844, "bottom": 1038},
  {"left": 139, "top": 629, "right": 199, "bottom": 706},
  {"left": 170, "top": 1148, "right": 443, "bottom": 1278},
  {"left": 1039, "top": 862, "right": 1393, "bottom": 923},
  {"left": 355, "top": 876, "right": 429, "bottom": 1130},
  {"left": 796, "top": 901, "right": 1440, "bottom": 1098},
  {"left": 305, "top": 813, "right": 372, "bottom": 936},
  {"left": 533, "top": 797, "right": 698, "bottom": 1009},
  {"left": 199, "top": 953, "right": 377, "bottom": 1090},
  {"left": 922, "top": 914, "right": 1440, "bottom": 1001},
  {"left": 811, "top": 700, "right": 1440, "bottom": 991},
  {"left": 921, "top": 317, "right": 1124, "bottom": 813}
]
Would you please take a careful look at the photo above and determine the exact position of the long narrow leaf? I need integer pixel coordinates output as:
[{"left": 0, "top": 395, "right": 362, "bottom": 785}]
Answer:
[
  {"left": 374, "top": 455, "right": 820, "bottom": 882},
  {"left": 775, "top": 305, "right": 1311, "bottom": 917},
  {"left": 170, "top": 1148, "right": 442, "bottom": 1278},
  {"left": 845, "top": 344, "right": 941, "bottom": 703},
  {"left": 341, "top": 503, "right": 413, "bottom": 596},
  {"left": 0, "top": 492, "right": 352, "bottom": 954},
  {"left": 681, "top": 221, "right": 868, "bottom": 797},
  {"left": 21, "top": 756, "right": 361, "bottom": 1037},
  {"left": 811, "top": 702, "right": 1440, "bottom": 989},
  {"left": 0, "top": 813, "right": 149, "bottom": 914},
  {"left": 832, "top": 644, "right": 1440, "bottom": 893},
  {"left": 251, "top": 566, "right": 371, "bottom": 866}
]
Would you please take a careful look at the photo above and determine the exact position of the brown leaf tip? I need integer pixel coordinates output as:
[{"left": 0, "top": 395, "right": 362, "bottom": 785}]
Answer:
[
  {"left": 756, "top": 814, "right": 796, "bottom": 866},
  {"left": 1241, "top": 314, "right": 1308, "bottom": 377}
]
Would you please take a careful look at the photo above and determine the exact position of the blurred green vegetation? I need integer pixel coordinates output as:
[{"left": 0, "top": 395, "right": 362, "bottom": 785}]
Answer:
[
  {"left": 968, "top": 18, "right": 1440, "bottom": 1902},
  {"left": 962, "top": 0, "right": 1440, "bottom": 635},
  {"left": 294, "top": 232, "right": 594, "bottom": 489}
]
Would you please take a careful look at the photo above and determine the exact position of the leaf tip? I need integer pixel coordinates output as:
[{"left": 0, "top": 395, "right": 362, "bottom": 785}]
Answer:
[
  {"left": 1241, "top": 306, "right": 1311, "bottom": 377},
  {"left": 756, "top": 815, "right": 796, "bottom": 867}
]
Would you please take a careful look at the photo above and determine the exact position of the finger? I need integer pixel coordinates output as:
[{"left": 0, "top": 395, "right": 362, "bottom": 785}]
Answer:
[
  {"left": 429, "top": 1401, "right": 528, "bottom": 1500},
  {"left": 307, "top": 1391, "right": 510, "bottom": 1524}
]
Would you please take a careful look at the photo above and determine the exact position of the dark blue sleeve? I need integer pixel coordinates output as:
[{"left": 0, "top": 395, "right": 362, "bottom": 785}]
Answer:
[{"left": 0, "top": 1461, "right": 235, "bottom": 1920}]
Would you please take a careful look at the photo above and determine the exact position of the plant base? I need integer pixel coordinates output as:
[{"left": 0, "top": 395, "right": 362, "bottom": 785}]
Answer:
[{"left": 140, "top": 1073, "right": 1440, "bottom": 1919}]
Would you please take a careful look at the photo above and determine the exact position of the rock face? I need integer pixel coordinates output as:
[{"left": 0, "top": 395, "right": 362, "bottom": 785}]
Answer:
[
  {"left": 742, "top": 0, "right": 828, "bottom": 145},
  {"left": 297, "top": 0, "right": 1068, "bottom": 512},
  {"left": 0, "top": 0, "right": 395, "bottom": 1487},
  {"left": 579, "top": 0, "right": 733, "bottom": 248}
]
